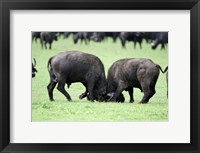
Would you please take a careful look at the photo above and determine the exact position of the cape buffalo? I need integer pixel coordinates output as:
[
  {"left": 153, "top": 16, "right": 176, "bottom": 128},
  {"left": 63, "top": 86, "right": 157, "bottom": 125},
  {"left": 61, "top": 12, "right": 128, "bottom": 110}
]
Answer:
[
  {"left": 32, "top": 58, "right": 37, "bottom": 78},
  {"left": 90, "top": 32, "right": 120, "bottom": 42},
  {"left": 151, "top": 32, "right": 168, "bottom": 50},
  {"left": 73, "top": 32, "right": 93, "bottom": 45},
  {"left": 40, "top": 32, "right": 58, "bottom": 50},
  {"left": 102, "top": 32, "right": 120, "bottom": 42},
  {"left": 107, "top": 58, "right": 168, "bottom": 103},
  {"left": 32, "top": 32, "right": 41, "bottom": 43},
  {"left": 120, "top": 32, "right": 143, "bottom": 49},
  {"left": 90, "top": 32, "right": 105, "bottom": 42},
  {"left": 47, "top": 51, "right": 107, "bottom": 102}
]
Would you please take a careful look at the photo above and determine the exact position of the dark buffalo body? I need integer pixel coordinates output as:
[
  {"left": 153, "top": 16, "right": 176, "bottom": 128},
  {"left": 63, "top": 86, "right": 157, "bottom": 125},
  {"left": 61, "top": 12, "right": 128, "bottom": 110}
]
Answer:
[
  {"left": 47, "top": 51, "right": 107, "bottom": 102},
  {"left": 32, "top": 58, "right": 37, "bottom": 78},
  {"left": 107, "top": 58, "right": 168, "bottom": 103},
  {"left": 40, "top": 32, "right": 58, "bottom": 50}
]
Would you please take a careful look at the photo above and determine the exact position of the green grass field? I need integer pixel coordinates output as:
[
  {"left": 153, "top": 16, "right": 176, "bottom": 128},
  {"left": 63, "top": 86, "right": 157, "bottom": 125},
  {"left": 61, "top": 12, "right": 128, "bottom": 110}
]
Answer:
[{"left": 32, "top": 35, "right": 168, "bottom": 121}]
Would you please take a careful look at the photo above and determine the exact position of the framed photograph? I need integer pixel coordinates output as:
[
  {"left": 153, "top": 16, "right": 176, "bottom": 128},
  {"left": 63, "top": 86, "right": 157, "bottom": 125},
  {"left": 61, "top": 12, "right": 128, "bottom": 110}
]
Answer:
[{"left": 0, "top": 0, "right": 200, "bottom": 153}]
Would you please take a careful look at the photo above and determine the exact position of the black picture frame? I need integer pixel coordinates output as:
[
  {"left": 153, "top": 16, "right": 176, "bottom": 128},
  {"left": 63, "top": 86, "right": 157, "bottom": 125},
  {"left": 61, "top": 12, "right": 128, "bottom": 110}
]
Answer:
[{"left": 0, "top": 0, "right": 200, "bottom": 153}]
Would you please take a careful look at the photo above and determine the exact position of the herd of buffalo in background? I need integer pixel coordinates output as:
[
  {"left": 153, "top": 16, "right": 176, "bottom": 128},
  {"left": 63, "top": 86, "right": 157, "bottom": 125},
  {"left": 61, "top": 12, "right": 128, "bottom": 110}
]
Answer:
[
  {"left": 32, "top": 32, "right": 168, "bottom": 104},
  {"left": 32, "top": 32, "right": 168, "bottom": 50}
]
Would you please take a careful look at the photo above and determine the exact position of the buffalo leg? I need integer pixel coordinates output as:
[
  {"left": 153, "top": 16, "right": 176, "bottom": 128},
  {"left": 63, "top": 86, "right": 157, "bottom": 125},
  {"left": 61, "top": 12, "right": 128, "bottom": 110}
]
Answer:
[
  {"left": 49, "top": 43, "right": 52, "bottom": 50},
  {"left": 40, "top": 40, "right": 43, "bottom": 49},
  {"left": 44, "top": 42, "right": 47, "bottom": 49},
  {"left": 85, "top": 76, "right": 97, "bottom": 102},
  {"left": 110, "top": 83, "right": 126, "bottom": 102},
  {"left": 47, "top": 81, "right": 57, "bottom": 101},
  {"left": 121, "top": 39, "right": 126, "bottom": 48},
  {"left": 116, "top": 93, "right": 125, "bottom": 102},
  {"left": 128, "top": 87, "right": 134, "bottom": 103},
  {"left": 133, "top": 41, "right": 136, "bottom": 49},
  {"left": 140, "top": 89, "right": 151, "bottom": 104},
  {"left": 87, "top": 80, "right": 95, "bottom": 102},
  {"left": 113, "top": 87, "right": 124, "bottom": 101},
  {"left": 57, "top": 81, "right": 72, "bottom": 101},
  {"left": 113, "top": 36, "right": 117, "bottom": 42},
  {"left": 148, "top": 86, "right": 156, "bottom": 103},
  {"left": 161, "top": 43, "right": 165, "bottom": 50},
  {"left": 139, "top": 42, "right": 142, "bottom": 49},
  {"left": 141, "top": 90, "right": 155, "bottom": 104},
  {"left": 140, "top": 84, "right": 155, "bottom": 104}
]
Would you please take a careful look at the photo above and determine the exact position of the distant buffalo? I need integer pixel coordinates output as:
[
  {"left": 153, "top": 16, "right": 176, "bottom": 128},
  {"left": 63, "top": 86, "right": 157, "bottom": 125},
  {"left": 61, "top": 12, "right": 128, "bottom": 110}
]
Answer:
[
  {"left": 120, "top": 32, "right": 143, "bottom": 49},
  {"left": 73, "top": 32, "right": 93, "bottom": 44},
  {"left": 32, "top": 32, "right": 41, "bottom": 43},
  {"left": 95, "top": 32, "right": 120, "bottom": 42},
  {"left": 107, "top": 58, "right": 168, "bottom": 103},
  {"left": 143, "top": 32, "right": 159, "bottom": 43},
  {"left": 40, "top": 32, "right": 58, "bottom": 50},
  {"left": 90, "top": 32, "right": 106, "bottom": 42},
  {"left": 47, "top": 51, "right": 107, "bottom": 102},
  {"left": 105, "top": 32, "right": 120, "bottom": 42},
  {"left": 32, "top": 58, "right": 37, "bottom": 78},
  {"left": 151, "top": 32, "right": 168, "bottom": 50}
]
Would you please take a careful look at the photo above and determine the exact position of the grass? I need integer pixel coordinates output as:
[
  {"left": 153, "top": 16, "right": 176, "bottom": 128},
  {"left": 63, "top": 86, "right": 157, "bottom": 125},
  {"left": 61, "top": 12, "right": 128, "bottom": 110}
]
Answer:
[{"left": 32, "top": 35, "right": 168, "bottom": 121}]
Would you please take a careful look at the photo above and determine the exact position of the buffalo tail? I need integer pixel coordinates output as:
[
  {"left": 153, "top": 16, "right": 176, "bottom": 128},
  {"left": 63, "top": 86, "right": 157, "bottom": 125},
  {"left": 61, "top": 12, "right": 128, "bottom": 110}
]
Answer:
[{"left": 156, "top": 65, "right": 168, "bottom": 73}]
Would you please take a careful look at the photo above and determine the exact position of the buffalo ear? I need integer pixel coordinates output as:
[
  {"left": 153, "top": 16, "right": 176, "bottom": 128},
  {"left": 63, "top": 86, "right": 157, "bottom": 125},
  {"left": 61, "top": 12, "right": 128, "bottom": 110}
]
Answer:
[{"left": 106, "top": 92, "right": 114, "bottom": 102}]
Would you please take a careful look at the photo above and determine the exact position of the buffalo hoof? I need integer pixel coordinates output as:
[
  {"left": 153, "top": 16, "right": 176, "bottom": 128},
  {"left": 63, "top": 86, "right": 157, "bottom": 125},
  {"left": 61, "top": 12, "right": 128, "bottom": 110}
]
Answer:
[
  {"left": 139, "top": 101, "right": 147, "bottom": 104},
  {"left": 50, "top": 98, "right": 54, "bottom": 101},
  {"left": 130, "top": 100, "right": 134, "bottom": 103},
  {"left": 67, "top": 98, "right": 72, "bottom": 102},
  {"left": 87, "top": 98, "right": 94, "bottom": 102}
]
